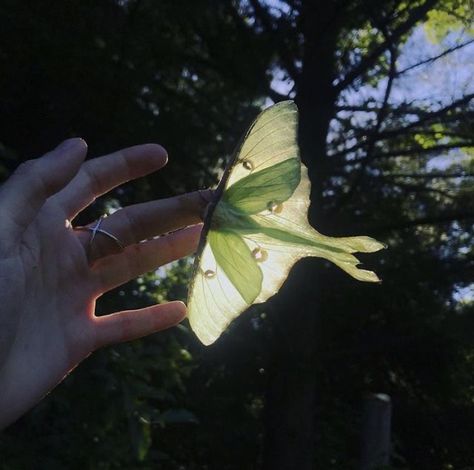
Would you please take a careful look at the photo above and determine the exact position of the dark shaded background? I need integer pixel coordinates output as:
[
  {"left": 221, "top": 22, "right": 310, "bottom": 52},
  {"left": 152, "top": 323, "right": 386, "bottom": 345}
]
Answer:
[{"left": 0, "top": 1, "right": 473, "bottom": 469}]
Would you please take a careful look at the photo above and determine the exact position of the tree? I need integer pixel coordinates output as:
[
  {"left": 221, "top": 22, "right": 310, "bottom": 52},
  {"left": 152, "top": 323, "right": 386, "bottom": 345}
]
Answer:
[
  {"left": 242, "top": 1, "right": 473, "bottom": 468},
  {"left": 0, "top": 0, "right": 473, "bottom": 468}
]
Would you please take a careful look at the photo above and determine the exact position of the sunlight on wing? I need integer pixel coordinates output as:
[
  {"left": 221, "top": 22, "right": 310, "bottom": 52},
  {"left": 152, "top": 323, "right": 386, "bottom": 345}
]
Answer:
[
  {"left": 238, "top": 163, "right": 384, "bottom": 303},
  {"left": 226, "top": 101, "right": 299, "bottom": 188},
  {"left": 239, "top": 234, "right": 304, "bottom": 303},
  {"left": 187, "top": 100, "right": 385, "bottom": 346},
  {"left": 187, "top": 237, "right": 249, "bottom": 345},
  {"left": 248, "top": 164, "right": 384, "bottom": 285}
]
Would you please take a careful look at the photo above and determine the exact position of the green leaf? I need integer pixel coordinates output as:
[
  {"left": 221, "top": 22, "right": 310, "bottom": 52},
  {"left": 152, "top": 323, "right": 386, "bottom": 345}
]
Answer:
[{"left": 425, "top": 1, "right": 474, "bottom": 43}]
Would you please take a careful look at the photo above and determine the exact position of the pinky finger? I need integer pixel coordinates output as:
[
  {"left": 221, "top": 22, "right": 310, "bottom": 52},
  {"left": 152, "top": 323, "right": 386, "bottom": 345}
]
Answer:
[{"left": 93, "top": 301, "right": 186, "bottom": 347}]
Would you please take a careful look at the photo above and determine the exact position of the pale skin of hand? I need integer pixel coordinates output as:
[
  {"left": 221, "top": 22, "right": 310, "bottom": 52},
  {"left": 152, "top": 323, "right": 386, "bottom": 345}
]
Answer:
[{"left": 0, "top": 138, "right": 209, "bottom": 430}]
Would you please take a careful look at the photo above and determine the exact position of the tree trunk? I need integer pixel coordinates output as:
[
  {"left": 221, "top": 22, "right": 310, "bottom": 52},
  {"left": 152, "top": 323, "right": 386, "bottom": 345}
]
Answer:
[
  {"left": 262, "top": 2, "right": 340, "bottom": 469},
  {"left": 360, "top": 394, "right": 392, "bottom": 470}
]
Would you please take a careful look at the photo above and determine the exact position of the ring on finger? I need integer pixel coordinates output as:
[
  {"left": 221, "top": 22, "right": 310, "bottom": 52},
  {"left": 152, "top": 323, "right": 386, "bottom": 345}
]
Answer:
[{"left": 74, "top": 215, "right": 125, "bottom": 257}]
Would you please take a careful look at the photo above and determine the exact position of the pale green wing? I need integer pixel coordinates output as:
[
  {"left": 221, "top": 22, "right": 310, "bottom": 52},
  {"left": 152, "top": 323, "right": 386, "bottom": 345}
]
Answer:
[
  {"left": 223, "top": 158, "right": 300, "bottom": 214},
  {"left": 187, "top": 101, "right": 300, "bottom": 345},
  {"left": 187, "top": 229, "right": 261, "bottom": 345},
  {"left": 224, "top": 100, "right": 299, "bottom": 189},
  {"left": 237, "top": 163, "right": 385, "bottom": 304},
  {"left": 207, "top": 229, "right": 262, "bottom": 304}
]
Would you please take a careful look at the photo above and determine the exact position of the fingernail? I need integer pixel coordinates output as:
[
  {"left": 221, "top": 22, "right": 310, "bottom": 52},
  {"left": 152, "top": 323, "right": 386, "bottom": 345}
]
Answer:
[{"left": 56, "top": 138, "right": 86, "bottom": 152}]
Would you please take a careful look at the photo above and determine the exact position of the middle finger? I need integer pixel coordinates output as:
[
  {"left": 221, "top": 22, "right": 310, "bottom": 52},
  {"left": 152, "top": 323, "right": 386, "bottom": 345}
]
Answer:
[{"left": 75, "top": 190, "right": 212, "bottom": 262}]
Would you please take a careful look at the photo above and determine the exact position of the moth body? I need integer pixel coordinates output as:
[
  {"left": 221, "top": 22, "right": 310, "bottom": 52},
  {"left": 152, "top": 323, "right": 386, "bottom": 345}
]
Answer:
[{"left": 211, "top": 200, "right": 250, "bottom": 232}]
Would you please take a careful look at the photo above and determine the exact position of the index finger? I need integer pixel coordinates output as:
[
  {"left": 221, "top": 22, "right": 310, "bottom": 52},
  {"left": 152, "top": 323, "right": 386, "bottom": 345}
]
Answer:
[{"left": 52, "top": 144, "right": 168, "bottom": 220}]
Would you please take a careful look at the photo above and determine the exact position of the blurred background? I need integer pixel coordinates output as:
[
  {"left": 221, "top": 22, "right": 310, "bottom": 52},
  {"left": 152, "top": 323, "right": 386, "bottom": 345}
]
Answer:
[{"left": 0, "top": 1, "right": 473, "bottom": 468}]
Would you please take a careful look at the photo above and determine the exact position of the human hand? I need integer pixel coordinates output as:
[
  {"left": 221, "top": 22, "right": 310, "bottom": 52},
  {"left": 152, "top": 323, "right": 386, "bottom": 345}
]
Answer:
[{"left": 0, "top": 139, "right": 207, "bottom": 429}]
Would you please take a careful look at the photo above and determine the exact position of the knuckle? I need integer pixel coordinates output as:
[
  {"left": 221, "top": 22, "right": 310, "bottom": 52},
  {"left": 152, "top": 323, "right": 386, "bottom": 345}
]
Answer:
[
  {"left": 177, "top": 192, "right": 194, "bottom": 207},
  {"left": 160, "top": 234, "right": 177, "bottom": 260},
  {"left": 82, "top": 162, "right": 104, "bottom": 195},
  {"left": 16, "top": 159, "right": 37, "bottom": 176},
  {"left": 117, "top": 151, "right": 134, "bottom": 182},
  {"left": 15, "top": 159, "right": 50, "bottom": 197},
  {"left": 177, "top": 190, "right": 213, "bottom": 216},
  {"left": 118, "top": 209, "right": 141, "bottom": 244},
  {"left": 176, "top": 192, "right": 198, "bottom": 215},
  {"left": 135, "top": 246, "right": 149, "bottom": 273}
]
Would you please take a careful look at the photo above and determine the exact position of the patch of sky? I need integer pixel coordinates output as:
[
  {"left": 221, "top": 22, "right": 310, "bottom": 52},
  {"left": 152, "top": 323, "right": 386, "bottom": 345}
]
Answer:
[
  {"left": 265, "top": 7, "right": 473, "bottom": 117},
  {"left": 392, "top": 27, "right": 474, "bottom": 107},
  {"left": 268, "top": 65, "right": 295, "bottom": 106},
  {"left": 338, "top": 26, "right": 473, "bottom": 109},
  {"left": 453, "top": 284, "right": 474, "bottom": 306},
  {"left": 259, "top": 0, "right": 292, "bottom": 18},
  {"left": 333, "top": 25, "right": 473, "bottom": 168}
]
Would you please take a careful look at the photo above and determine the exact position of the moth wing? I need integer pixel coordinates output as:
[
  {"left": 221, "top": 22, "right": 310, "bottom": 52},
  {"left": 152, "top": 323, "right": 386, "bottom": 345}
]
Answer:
[
  {"left": 242, "top": 163, "right": 384, "bottom": 303},
  {"left": 187, "top": 230, "right": 262, "bottom": 346},
  {"left": 225, "top": 100, "right": 299, "bottom": 189}
]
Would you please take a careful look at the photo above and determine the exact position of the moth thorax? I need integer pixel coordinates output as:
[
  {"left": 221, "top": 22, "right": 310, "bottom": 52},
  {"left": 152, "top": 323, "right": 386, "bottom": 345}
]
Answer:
[
  {"left": 203, "top": 269, "right": 216, "bottom": 279},
  {"left": 251, "top": 247, "right": 268, "bottom": 262},
  {"left": 267, "top": 200, "right": 283, "bottom": 214},
  {"left": 241, "top": 159, "right": 253, "bottom": 170}
]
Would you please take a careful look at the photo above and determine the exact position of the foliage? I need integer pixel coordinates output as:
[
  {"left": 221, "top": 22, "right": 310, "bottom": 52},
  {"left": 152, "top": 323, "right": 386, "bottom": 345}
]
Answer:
[
  {"left": 0, "top": 0, "right": 473, "bottom": 469},
  {"left": 425, "top": 0, "right": 474, "bottom": 42}
]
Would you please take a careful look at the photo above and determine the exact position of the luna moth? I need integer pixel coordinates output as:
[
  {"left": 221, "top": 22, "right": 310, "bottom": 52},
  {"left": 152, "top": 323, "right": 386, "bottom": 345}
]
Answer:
[{"left": 187, "top": 100, "right": 385, "bottom": 345}]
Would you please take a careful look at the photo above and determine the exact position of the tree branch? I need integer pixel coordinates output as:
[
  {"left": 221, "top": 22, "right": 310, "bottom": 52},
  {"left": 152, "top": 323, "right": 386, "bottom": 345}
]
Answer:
[
  {"left": 335, "top": 104, "right": 379, "bottom": 113},
  {"left": 248, "top": 0, "right": 300, "bottom": 81},
  {"left": 330, "top": 94, "right": 474, "bottom": 161},
  {"left": 381, "top": 95, "right": 474, "bottom": 138},
  {"left": 334, "top": 0, "right": 440, "bottom": 93},
  {"left": 374, "top": 211, "right": 474, "bottom": 232},
  {"left": 378, "top": 172, "right": 474, "bottom": 179},
  {"left": 332, "top": 142, "right": 471, "bottom": 172},
  {"left": 267, "top": 87, "right": 290, "bottom": 103},
  {"left": 346, "top": 141, "right": 474, "bottom": 165},
  {"left": 383, "top": 180, "right": 456, "bottom": 200},
  {"left": 332, "top": 26, "right": 398, "bottom": 211},
  {"left": 396, "top": 38, "right": 474, "bottom": 76}
]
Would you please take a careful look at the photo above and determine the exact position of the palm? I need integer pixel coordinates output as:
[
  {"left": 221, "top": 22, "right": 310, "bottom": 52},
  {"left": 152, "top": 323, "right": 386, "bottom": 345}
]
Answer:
[
  {"left": 0, "top": 139, "right": 207, "bottom": 429},
  {"left": 3, "top": 212, "right": 93, "bottom": 386}
]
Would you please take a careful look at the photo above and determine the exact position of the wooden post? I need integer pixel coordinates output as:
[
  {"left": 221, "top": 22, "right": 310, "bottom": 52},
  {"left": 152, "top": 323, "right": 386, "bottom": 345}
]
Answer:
[{"left": 360, "top": 393, "right": 392, "bottom": 470}]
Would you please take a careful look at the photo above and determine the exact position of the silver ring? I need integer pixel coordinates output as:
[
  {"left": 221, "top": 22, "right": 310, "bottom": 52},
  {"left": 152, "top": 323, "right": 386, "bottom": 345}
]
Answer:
[{"left": 74, "top": 215, "right": 125, "bottom": 255}]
